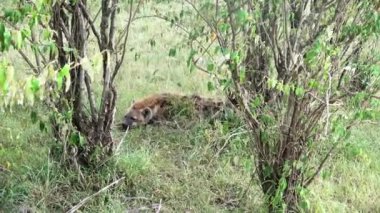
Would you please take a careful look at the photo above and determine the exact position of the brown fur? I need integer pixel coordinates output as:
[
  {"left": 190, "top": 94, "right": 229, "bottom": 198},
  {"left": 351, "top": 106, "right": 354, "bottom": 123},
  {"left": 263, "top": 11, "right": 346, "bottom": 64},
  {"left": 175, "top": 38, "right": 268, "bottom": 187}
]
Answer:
[{"left": 120, "top": 93, "right": 227, "bottom": 130}]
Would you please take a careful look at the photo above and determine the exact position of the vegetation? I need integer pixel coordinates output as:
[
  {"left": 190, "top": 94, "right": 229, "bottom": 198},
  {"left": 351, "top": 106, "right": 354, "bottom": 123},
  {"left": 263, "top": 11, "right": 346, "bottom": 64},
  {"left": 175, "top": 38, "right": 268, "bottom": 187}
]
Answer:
[
  {"left": 161, "top": 0, "right": 380, "bottom": 210},
  {"left": 1, "top": 0, "right": 380, "bottom": 212}
]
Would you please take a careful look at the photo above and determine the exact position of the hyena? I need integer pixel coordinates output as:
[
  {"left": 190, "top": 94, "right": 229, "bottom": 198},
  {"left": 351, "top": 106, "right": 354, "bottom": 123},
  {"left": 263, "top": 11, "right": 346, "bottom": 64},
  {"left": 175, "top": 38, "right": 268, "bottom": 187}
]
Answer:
[{"left": 119, "top": 93, "right": 232, "bottom": 130}]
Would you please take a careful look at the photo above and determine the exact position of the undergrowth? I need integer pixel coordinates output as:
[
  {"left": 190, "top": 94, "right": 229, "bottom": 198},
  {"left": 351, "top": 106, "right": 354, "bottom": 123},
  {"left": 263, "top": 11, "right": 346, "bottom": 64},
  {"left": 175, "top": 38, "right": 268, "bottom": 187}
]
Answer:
[
  {"left": 1, "top": 107, "right": 380, "bottom": 212},
  {"left": 1, "top": 1, "right": 380, "bottom": 212}
]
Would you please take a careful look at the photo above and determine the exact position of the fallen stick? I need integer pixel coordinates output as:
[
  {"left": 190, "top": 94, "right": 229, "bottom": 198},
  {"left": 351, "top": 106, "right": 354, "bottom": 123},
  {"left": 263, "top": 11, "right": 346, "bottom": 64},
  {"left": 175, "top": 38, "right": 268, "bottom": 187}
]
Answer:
[{"left": 66, "top": 177, "right": 125, "bottom": 213}]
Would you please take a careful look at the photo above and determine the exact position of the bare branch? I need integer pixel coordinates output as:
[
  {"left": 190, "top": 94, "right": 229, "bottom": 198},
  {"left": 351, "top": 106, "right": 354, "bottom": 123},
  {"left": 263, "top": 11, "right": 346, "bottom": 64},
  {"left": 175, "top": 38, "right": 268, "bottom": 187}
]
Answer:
[
  {"left": 58, "top": 16, "right": 75, "bottom": 47},
  {"left": 66, "top": 177, "right": 125, "bottom": 213},
  {"left": 324, "top": 70, "right": 332, "bottom": 135},
  {"left": 85, "top": 7, "right": 102, "bottom": 35},
  {"left": 79, "top": 1, "right": 102, "bottom": 49},
  {"left": 184, "top": 0, "right": 215, "bottom": 32},
  {"left": 100, "top": 0, "right": 111, "bottom": 49},
  {"left": 112, "top": 0, "right": 144, "bottom": 83},
  {"left": 30, "top": 28, "right": 42, "bottom": 74},
  {"left": 108, "top": 0, "right": 118, "bottom": 50},
  {"left": 13, "top": 44, "right": 39, "bottom": 74},
  {"left": 304, "top": 141, "right": 339, "bottom": 187},
  {"left": 115, "top": 127, "right": 129, "bottom": 155},
  {"left": 84, "top": 71, "right": 97, "bottom": 122}
]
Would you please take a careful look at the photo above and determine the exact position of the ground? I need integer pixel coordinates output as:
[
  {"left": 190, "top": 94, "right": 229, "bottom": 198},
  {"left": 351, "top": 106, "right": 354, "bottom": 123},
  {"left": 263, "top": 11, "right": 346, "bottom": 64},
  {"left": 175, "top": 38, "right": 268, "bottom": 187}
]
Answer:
[{"left": 1, "top": 1, "right": 380, "bottom": 212}]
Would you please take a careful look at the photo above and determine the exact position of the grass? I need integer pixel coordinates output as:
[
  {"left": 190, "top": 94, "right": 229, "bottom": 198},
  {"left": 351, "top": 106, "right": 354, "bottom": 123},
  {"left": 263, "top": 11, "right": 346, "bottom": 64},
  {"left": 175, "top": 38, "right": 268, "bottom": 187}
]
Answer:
[
  {"left": 1, "top": 1, "right": 380, "bottom": 212},
  {"left": 309, "top": 124, "right": 380, "bottom": 212},
  {"left": 2, "top": 108, "right": 380, "bottom": 212}
]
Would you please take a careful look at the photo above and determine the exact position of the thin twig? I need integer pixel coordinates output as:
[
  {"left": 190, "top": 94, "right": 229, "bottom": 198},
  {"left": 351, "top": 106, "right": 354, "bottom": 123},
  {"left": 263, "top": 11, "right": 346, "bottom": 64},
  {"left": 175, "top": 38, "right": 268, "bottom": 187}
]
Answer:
[
  {"left": 14, "top": 44, "right": 39, "bottom": 73},
  {"left": 115, "top": 127, "right": 129, "bottom": 154},
  {"left": 84, "top": 71, "right": 97, "bottom": 122},
  {"left": 79, "top": 1, "right": 102, "bottom": 49},
  {"left": 30, "top": 28, "right": 42, "bottom": 74},
  {"left": 112, "top": 0, "right": 144, "bottom": 82},
  {"left": 184, "top": 0, "right": 215, "bottom": 31},
  {"left": 155, "top": 199, "right": 162, "bottom": 213},
  {"left": 58, "top": 16, "right": 75, "bottom": 47},
  {"left": 66, "top": 177, "right": 125, "bottom": 213},
  {"left": 303, "top": 141, "right": 338, "bottom": 187},
  {"left": 324, "top": 70, "right": 332, "bottom": 136},
  {"left": 207, "top": 129, "right": 248, "bottom": 167}
]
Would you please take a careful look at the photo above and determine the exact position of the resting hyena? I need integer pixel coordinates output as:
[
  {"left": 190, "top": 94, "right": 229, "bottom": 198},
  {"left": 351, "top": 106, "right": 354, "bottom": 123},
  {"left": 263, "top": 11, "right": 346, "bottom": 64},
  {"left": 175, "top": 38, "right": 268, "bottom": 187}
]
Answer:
[{"left": 119, "top": 93, "right": 231, "bottom": 130}]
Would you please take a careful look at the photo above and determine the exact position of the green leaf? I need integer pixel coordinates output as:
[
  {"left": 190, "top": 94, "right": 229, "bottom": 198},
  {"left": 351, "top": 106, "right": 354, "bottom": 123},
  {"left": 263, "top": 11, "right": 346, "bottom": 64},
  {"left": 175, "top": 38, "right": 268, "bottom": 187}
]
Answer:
[
  {"left": 134, "top": 52, "right": 141, "bottom": 61},
  {"left": 169, "top": 48, "right": 176, "bottom": 57},
  {"left": 207, "top": 81, "right": 215, "bottom": 91},
  {"left": 259, "top": 114, "right": 275, "bottom": 125},
  {"left": 30, "top": 78, "right": 40, "bottom": 93},
  {"left": 283, "top": 84, "right": 291, "bottom": 95},
  {"left": 28, "top": 13, "right": 39, "bottom": 28},
  {"left": 219, "top": 23, "right": 230, "bottom": 33},
  {"left": 239, "top": 68, "right": 246, "bottom": 83},
  {"left": 262, "top": 163, "right": 273, "bottom": 177},
  {"left": 295, "top": 86, "right": 305, "bottom": 97},
  {"left": 70, "top": 132, "right": 85, "bottom": 146},
  {"left": 187, "top": 49, "right": 197, "bottom": 67},
  {"left": 321, "top": 170, "right": 332, "bottom": 180},
  {"left": 370, "top": 64, "right": 380, "bottom": 76},
  {"left": 56, "top": 75, "right": 63, "bottom": 90},
  {"left": 189, "top": 62, "right": 195, "bottom": 73},
  {"left": 14, "top": 31, "right": 23, "bottom": 49},
  {"left": 0, "top": 23, "right": 5, "bottom": 39},
  {"left": 276, "top": 81, "right": 284, "bottom": 91},
  {"left": 39, "top": 121, "right": 46, "bottom": 132},
  {"left": 250, "top": 96, "right": 262, "bottom": 110},
  {"left": 230, "top": 51, "right": 240, "bottom": 63},
  {"left": 214, "top": 46, "right": 221, "bottom": 54},
  {"left": 236, "top": 9, "right": 248, "bottom": 24},
  {"left": 207, "top": 63, "right": 215, "bottom": 72},
  {"left": 3, "top": 30, "right": 12, "bottom": 51},
  {"left": 149, "top": 39, "right": 156, "bottom": 47},
  {"left": 57, "top": 64, "right": 70, "bottom": 90},
  {"left": 308, "top": 79, "right": 319, "bottom": 89},
  {"left": 305, "top": 40, "right": 322, "bottom": 65},
  {"left": 268, "top": 78, "right": 278, "bottom": 89},
  {"left": 31, "top": 111, "right": 38, "bottom": 124},
  {"left": 278, "top": 176, "right": 287, "bottom": 191},
  {"left": 0, "top": 65, "right": 6, "bottom": 91},
  {"left": 299, "top": 197, "right": 310, "bottom": 211},
  {"left": 58, "top": 64, "right": 70, "bottom": 78},
  {"left": 42, "top": 29, "right": 52, "bottom": 40},
  {"left": 70, "top": 132, "right": 80, "bottom": 145},
  {"left": 25, "top": 80, "right": 35, "bottom": 105}
]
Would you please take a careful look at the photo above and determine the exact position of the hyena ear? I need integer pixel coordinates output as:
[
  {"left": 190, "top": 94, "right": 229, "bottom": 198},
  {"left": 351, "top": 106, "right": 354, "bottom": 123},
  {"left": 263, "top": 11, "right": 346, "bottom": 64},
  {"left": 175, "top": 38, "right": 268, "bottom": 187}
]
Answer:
[{"left": 142, "top": 107, "right": 153, "bottom": 120}]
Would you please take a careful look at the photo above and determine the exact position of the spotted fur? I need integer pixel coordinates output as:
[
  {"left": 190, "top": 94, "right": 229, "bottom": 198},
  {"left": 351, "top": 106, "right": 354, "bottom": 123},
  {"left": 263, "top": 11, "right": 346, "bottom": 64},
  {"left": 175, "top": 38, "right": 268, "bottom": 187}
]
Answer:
[{"left": 120, "top": 93, "right": 228, "bottom": 130}]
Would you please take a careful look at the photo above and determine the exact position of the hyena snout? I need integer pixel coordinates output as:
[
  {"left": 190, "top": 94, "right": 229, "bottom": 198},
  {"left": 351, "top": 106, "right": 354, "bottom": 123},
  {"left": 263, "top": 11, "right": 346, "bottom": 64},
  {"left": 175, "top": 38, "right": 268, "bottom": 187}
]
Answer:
[
  {"left": 120, "top": 107, "right": 153, "bottom": 130},
  {"left": 120, "top": 116, "right": 136, "bottom": 130}
]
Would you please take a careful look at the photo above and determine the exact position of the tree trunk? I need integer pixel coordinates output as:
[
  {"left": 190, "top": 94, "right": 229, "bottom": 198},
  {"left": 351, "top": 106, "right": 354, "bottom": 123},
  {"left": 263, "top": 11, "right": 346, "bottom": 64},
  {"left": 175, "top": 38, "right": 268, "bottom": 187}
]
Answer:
[
  {"left": 47, "top": 0, "right": 118, "bottom": 166},
  {"left": 261, "top": 167, "right": 301, "bottom": 212},
  {"left": 283, "top": 170, "right": 301, "bottom": 212}
]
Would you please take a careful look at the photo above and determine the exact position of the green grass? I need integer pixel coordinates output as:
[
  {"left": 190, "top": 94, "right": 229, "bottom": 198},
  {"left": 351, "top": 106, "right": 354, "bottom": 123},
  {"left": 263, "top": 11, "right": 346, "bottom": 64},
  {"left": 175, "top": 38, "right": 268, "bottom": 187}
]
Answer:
[
  {"left": 1, "top": 1, "right": 380, "bottom": 212},
  {"left": 2, "top": 108, "right": 380, "bottom": 212},
  {"left": 308, "top": 124, "right": 380, "bottom": 212}
]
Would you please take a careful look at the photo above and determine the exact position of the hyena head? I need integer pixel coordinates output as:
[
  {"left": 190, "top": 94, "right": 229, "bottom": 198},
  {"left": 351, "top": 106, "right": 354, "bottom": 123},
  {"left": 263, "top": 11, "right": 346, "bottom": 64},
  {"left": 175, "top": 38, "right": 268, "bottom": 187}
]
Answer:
[{"left": 121, "top": 106, "right": 153, "bottom": 130}]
